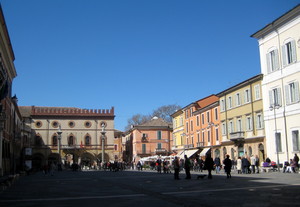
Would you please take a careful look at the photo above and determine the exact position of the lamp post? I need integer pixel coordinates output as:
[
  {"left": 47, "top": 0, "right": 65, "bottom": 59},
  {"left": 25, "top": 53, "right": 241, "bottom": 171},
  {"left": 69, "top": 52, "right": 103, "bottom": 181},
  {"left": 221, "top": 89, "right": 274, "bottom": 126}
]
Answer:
[
  {"left": 269, "top": 103, "right": 281, "bottom": 172},
  {"left": 57, "top": 124, "right": 62, "bottom": 167},
  {"left": 101, "top": 122, "right": 106, "bottom": 164}
]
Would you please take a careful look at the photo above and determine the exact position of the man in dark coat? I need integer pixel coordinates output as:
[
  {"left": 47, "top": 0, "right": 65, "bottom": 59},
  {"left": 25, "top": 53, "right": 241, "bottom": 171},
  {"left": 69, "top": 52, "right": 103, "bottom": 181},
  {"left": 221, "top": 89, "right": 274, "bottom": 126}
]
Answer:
[
  {"left": 184, "top": 155, "right": 191, "bottom": 179},
  {"left": 204, "top": 154, "right": 214, "bottom": 179},
  {"left": 223, "top": 155, "right": 232, "bottom": 178}
]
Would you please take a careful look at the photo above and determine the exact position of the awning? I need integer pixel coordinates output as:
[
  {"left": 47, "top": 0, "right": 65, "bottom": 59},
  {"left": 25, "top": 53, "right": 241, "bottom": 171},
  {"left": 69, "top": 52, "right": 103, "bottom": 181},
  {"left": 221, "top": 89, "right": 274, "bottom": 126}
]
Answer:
[
  {"left": 180, "top": 149, "right": 199, "bottom": 159},
  {"left": 200, "top": 148, "right": 211, "bottom": 156}
]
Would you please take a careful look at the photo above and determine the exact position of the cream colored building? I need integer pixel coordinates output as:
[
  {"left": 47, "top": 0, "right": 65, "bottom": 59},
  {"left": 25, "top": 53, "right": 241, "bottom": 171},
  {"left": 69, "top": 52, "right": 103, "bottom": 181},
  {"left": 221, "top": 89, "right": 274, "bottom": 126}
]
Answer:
[
  {"left": 251, "top": 5, "right": 300, "bottom": 165},
  {"left": 171, "top": 110, "right": 185, "bottom": 153},
  {"left": 19, "top": 106, "right": 115, "bottom": 169},
  {"left": 218, "top": 74, "right": 265, "bottom": 161}
]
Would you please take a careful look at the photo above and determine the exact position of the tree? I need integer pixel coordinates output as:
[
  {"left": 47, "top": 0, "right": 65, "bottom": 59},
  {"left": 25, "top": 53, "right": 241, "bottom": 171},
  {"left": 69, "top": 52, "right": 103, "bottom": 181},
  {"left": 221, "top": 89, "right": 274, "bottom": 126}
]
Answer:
[{"left": 125, "top": 104, "right": 181, "bottom": 131}]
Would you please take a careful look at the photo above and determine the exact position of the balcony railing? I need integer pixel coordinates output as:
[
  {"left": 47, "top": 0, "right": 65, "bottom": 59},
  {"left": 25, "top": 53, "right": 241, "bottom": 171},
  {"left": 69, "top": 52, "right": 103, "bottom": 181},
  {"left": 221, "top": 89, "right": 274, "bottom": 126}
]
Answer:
[
  {"left": 197, "top": 142, "right": 204, "bottom": 147},
  {"left": 155, "top": 148, "right": 167, "bottom": 153},
  {"left": 230, "top": 131, "right": 245, "bottom": 140},
  {"left": 184, "top": 144, "right": 194, "bottom": 149}
]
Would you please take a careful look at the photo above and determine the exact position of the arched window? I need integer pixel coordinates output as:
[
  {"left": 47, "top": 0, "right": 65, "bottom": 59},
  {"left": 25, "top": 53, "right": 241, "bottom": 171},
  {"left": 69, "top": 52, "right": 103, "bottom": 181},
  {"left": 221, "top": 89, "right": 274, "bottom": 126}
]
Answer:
[
  {"left": 231, "top": 148, "right": 235, "bottom": 160},
  {"left": 52, "top": 135, "right": 58, "bottom": 146},
  {"left": 68, "top": 134, "right": 75, "bottom": 146},
  {"left": 85, "top": 135, "right": 91, "bottom": 146}
]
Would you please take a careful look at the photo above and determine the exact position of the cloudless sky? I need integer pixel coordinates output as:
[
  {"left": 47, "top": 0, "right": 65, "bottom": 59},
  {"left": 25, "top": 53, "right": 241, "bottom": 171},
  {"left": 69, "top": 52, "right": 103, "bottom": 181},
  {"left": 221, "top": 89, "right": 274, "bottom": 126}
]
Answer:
[{"left": 1, "top": 0, "right": 299, "bottom": 130}]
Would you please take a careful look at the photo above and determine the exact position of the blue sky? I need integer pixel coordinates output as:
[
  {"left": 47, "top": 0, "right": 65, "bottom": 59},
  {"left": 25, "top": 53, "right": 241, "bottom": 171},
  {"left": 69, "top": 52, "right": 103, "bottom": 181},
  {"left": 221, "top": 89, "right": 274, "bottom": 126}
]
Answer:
[{"left": 1, "top": 0, "right": 299, "bottom": 130}]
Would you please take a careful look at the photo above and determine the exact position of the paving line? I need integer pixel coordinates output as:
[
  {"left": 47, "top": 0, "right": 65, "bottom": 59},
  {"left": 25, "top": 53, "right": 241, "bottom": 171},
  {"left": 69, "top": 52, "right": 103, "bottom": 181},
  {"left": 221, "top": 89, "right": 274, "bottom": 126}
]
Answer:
[
  {"left": 162, "top": 183, "right": 300, "bottom": 195},
  {"left": 0, "top": 194, "right": 146, "bottom": 202},
  {"left": 1, "top": 183, "right": 299, "bottom": 203}
]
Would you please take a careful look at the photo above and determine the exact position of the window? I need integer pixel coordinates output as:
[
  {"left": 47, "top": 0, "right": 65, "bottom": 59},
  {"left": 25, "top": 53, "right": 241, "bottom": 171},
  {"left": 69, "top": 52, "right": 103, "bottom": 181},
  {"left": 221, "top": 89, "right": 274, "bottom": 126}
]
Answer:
[
  {"left": 256, "top": 113, "right": 263, "bottom": 129},
  {"left": 186, "top": 123, "right": 189, "bottom": 133},
  {"left": 202, "top": 131, "right": 205, "bottom": 142},
  {"left": 68, "top": 135, "right": 75, "bottom": 146},
  {"left": 237, "top": 119, "right": 242, "bottom": 132},
  {"left": 157, "top": 131, "right": 162, "bottom": 140},
  {"left": 236, "top": 93, "right": 241, "bottom": 106},
  {"left": 254, "top": 84, "right": 261, "bottom": 100},
  {"left": 52, "top": 121, "right": 59, "bottom": 128},
  {"left": 269, "top": 88, "right": 282, "bottom": 106},
  {"left": 244, "top": 89, "right": 251, "bottom": 103},
  {"left": 68, "top": 121, "right": 75, "bottom": 128},
  {"left": 207, "top": 111, "right": 210, "bottom": 123},
  {"left": 215, "top": 108, "right": 218, "bottom": 120},
  {"left": 84, "top": 121, "right": 92, "bottom": 128},
  {"left": 275, "top": 132, "right": 282, "bottom": 152},
  {"left": 292, "top": 130, "right": 299, "bottom": 151},
  {"left": 197, "top": 133, "right": 200, "bottom": 143},
  {"left": 52, "top": 135, "right": 58, "bottom": 146},
  {"left": 221, "top": 122, "right": 226, "bottom": 135},
  {"left": 202, "top": 114, "right": 205, "bottom": 124},
  {"left": 180, "top": 116, "right": 183, "bottom": 126},
  {"left": 246, "top": 116, "right": 252, "bottom": 131},
  {"left": 157, "top": 143, "right": 162, "bottom": 149},
  {"left": 114, "top": 145, "right": 118, "bottom": 151},
  {"left": 266, "top": 49, "right": 279, "bottom": 72},
  {"left": 229, "top": 120, "right": 234, "bottom": 133},
  {"left": 190, "top": 120, "right": 193, "bottom": 132},
  {"left": 196, "top": 115, "right": 200, "bottom": 126},
  {"left": 185, "top": 110, "right": 189, "bottom": 119},
  {"left": 215, "top": 128, "right": 219, "bottom": 141},
  {"left": 220, "top": 99, "right": 225, "bottom": 112},
  {"left": 35, "top": 121, "right": 42, "bottom": 128},
  {"left": 85, "top": 135, "right": 91, "bottom": 146},
  {"left": 285, "top": 82, "right": 300, "bottom": 105},
  {"left": 142, "top": 144, "right": 146, "bottom": 154},
  {"left": 208, "top": 131, "right": 211, "bottom": 142},
  {"left": 228, "top": 96, "right": 233, "bottom": 109},
  {"left": 282, "top": 40, "right": 296, "bottom": 66}
]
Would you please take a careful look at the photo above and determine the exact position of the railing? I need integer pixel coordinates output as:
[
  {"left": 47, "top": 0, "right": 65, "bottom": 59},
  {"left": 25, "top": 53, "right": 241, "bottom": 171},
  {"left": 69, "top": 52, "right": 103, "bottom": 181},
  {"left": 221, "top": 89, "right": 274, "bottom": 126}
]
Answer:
[
  {"left": 184, "top": 144, "right": 194, "bottom": 149},
  {"left": 155, "top": 148, "right": 167, "bottom": 153},
  {"left": 197, "top": 142, "right": 204, "bottom": 147},
  {"left": 230, "top": 131, "right": 245, "bottom": 140}
]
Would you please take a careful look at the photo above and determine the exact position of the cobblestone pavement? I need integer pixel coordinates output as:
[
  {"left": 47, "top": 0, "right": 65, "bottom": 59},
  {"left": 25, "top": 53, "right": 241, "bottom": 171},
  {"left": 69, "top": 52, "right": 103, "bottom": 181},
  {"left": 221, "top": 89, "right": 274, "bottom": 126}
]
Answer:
[{"left": 0, "top": 169, "right": 299, "bottom": 207}]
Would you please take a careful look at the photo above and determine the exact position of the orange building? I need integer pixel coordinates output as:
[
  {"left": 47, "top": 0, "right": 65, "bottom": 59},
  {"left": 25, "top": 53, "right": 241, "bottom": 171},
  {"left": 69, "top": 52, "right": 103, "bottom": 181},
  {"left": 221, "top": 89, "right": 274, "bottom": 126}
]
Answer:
[
  {"left": 180, "top": 95, "right": 219, "bottom": 158},
  {"left": 126, "top": 117, "right": 173, "bottom": 162}
]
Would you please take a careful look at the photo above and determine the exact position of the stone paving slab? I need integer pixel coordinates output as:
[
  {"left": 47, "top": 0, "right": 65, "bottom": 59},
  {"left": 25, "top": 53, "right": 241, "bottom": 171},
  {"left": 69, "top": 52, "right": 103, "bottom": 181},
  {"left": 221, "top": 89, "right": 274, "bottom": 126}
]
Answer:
[{"left": 0, "top": 169, "right": 299, "bottom": 207}]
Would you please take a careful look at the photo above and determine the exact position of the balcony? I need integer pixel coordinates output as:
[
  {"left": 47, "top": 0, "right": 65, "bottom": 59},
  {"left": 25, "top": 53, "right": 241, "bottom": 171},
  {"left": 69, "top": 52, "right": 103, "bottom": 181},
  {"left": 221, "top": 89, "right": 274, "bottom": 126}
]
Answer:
[
  {"left": 184, "top": 144, "right": 194, "bottom": 149},
  {"left": 155, "top": 148, "right": 167, "bottom": 154},
  {"left": 197, "top": 142, "right": 204, "bottom": 147},
  {"left": 230, "top": 131, "right": 245, "bottom": 142}
]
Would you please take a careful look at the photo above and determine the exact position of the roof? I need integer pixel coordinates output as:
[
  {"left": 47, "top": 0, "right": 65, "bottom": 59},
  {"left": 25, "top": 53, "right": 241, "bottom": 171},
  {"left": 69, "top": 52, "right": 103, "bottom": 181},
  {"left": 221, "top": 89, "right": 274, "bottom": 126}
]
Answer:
[
  {"left": 216, "top": 74, "right": 263, "bottom": 97},
  {"left": 251, "top": 4, "right": 300, "bottom": 39},
  {"left": 131, "top": 117, "right": 173, "bottom": 130}
]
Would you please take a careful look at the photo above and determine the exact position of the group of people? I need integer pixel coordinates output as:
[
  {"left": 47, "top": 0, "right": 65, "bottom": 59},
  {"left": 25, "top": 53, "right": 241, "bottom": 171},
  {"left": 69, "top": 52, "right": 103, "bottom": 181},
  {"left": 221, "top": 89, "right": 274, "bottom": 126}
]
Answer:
[{"left": 172, "top": 154, "right": 234, "bottom": 180}]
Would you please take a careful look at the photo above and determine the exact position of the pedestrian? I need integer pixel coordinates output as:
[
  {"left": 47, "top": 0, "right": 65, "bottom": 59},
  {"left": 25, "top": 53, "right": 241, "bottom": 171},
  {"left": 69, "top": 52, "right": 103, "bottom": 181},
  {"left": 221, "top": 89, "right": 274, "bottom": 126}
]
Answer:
[
  {"left": 204, "top": 154, "right": 214, "bottom": 179},
  {"left": 255, "top": 155, "right": 260, "bottom": 173},
  {"left": 294, "top": 153, "right": 299, "bottom": 169},
  {"left": 173, "top": 156, "right": 180, "bottom": 180},
  {"left": 184, "top": 155, "right": 191, "bottom": 179},
  {"left": 223, "top": 155, "right": 232, "bottom": 178},
  {"left": 156, "top": 158, "right": 162, "bottom": 173},
  {"left": 237, "top": 157, "right": 242, "bottom": 174},
  {"left": 50, "top": 162, "right": 56, "bottom": 176},
  {"left": 250, "top": 154, "right": 256, "bottom": 174},
  {"left": 214, "top": 156, "right": 221, "bottom": 174}
]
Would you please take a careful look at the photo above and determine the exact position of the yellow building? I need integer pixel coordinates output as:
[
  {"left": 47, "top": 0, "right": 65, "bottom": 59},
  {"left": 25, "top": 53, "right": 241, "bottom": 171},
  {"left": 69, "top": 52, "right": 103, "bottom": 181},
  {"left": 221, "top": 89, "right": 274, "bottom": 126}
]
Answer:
[
  {"left": 171, "top": 110, "right": 185, "bottom": 153},
  {"left": 217, "top": 74, "right": 266, "bottom": 162}
]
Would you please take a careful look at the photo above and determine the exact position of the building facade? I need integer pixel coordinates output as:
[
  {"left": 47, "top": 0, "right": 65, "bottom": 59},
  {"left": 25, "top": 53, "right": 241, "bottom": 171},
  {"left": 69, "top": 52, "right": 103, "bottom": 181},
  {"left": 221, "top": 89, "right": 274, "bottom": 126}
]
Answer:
[
  {"left": 171, "top": 110, "right": 184, "bottom": 153},
  {"left": 0, "top": 7, "right": 23, "bottom": 176},
  {"left": 217, "top": 74, "right": 266, "bottom": 162},
  {"left": 251, "top": 5, "right": 300, "bottom": 165},
  {"left": 19, "top": 106, "right": 115, "bottom": 170},
  {"left": 127, "top": 117, "right": 173, "bottom": 162}
]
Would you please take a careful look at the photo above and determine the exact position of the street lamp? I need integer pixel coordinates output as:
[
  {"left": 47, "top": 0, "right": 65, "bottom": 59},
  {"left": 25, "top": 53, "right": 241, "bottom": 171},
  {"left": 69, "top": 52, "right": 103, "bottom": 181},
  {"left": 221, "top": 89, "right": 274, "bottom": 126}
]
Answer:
[
  {"left": 101, "top": 122, "right": 106, "bottom": 164},
  {"left": 57, "top": 124, "right": 62, "bottom": 168},
  {"left": 269, "top": 103, "right": 281, "bottom": 172}
]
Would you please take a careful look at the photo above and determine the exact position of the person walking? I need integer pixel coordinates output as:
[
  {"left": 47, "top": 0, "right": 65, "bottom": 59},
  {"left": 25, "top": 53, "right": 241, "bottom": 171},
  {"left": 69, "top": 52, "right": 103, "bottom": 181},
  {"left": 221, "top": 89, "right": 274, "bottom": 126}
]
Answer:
[
  {"left": 237, "top": 157, "right": 242, "bottom": 174},
  {"left": 250, "top": 155, "right": 256, "bottom": 174},
  {"left": 294, "top": 153, "right": 299, "bottom": 169},
  {"left": 255, "top": 155, "right": 260, "bottom": 173},
  {"left": 204, "top": 154, "right": 214, "bottom": 179},
  {"left": 173, "top": 156, "right": 180, "bottom": 180},
  {"left": 184, "top": 155, "right": 191, "bottom": 179},
  {"left": 214, "top": 156, "right": 221, "bottom": 174},
  {"left": 223, "top": 155, "right": 232, "bottom": 178}
]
